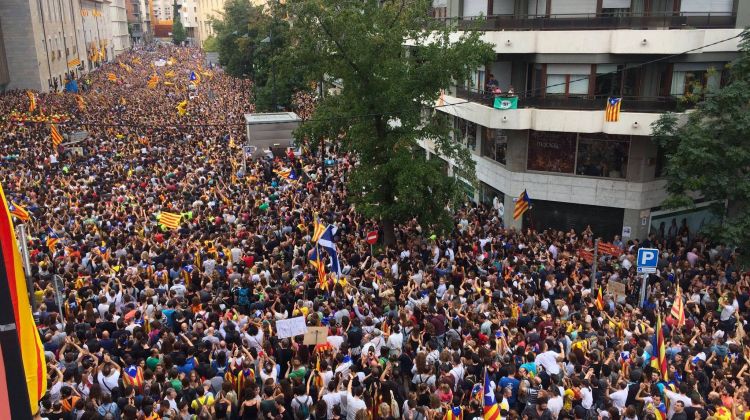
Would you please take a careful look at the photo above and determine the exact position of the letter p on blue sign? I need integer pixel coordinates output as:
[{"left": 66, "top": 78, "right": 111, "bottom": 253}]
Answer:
[{"left": 637, "top": 248, "right": 659, "bottom": 273}]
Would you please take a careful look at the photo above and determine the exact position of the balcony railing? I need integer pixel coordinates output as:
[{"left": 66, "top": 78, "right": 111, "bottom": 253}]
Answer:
[
  {"left": 454, "top": 87, "right": 692, "bottom": 113},
  {"left": 440, "top": 11, "right": 736, "bottom": 31}
]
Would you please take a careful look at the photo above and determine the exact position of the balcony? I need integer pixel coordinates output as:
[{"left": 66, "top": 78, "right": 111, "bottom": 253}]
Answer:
[
  {"left": 454, "top": 87, "right": 691, "bottom": 113},
  {"left": 445, "top": 11, "right": 736, "bottom": 31}
]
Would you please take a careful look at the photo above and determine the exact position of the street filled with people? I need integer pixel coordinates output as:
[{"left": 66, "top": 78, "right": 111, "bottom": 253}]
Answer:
[{"left": 1, "top": 44, "right": 748, "bottom": 420}]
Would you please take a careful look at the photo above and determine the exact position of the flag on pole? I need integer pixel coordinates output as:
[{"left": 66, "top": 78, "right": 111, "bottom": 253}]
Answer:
[
  {"left": 312, "top": 214, "right": 326, "bottom": 243},
  {"left": 26, "top": 91, "right": 36, "bottom": 113},
  {"left": 107, "top": 73, "right": 117, "bottom": 82},
  {"left": 596, "top": 286, "right": 604, "bottom": 311},
  {"left": 445, "top": 406, "right": 463, "bottom": 420},
  {"left": 656, "top": 313, "right": 668, "bottom": 381},
  {"left": 317, "top": 225, "right": 341, "bottom": 277},
  {"left": 176, "top": 100, "right": 188, "bottom": 116},
  {"left": 670, "top": 285, "right": 685, "bottom": 328},
  {"left": 483, "top": 368, "right": 500, "bottom": 420},
  {"left": 50, "top": 124, "right": 64, "bottom": 148},
  {"left": 46, "top": 230, "right": 59, "bottom": 249},
  {"left": 158, "top": 212, "right": 182, "bottom": 230},
  {"left": 0, "top": 183, "right": 48, "bottom": 416},
  {"left": 148, "top": 73, "right": 159, "bottom": 89},
  {"left": 605, "top": 97, "right": 622, "bottom": 122},
  {"left": 189, "top": 71, "right": 201, "bottom": 84},
  {"left": 7, "top": 202, "right": 30, "bottom": 222},
  {"left": 512, "top": 189, "right": 530, "bottom": 220},
  {"left": 75, "top": 95, "right": 85, "bottom": 111}
]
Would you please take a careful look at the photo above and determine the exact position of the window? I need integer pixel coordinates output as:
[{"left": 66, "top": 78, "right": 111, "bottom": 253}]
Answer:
[
  {"left": 527, "top": 131, "right": 577, "bottom": 173},
  {"left": 670, "top": 63, "right": 723, "bottom": 96},
  {"left": 575, "top": 134, "right": 630, "bottom": 178},
  {"left": 481, "top": 127, "right": 507, "bottom": 164},
  {"left": 453, "top": 117, "right": 477, "bottom": 150},
  {"left": 594, "top": 64, "right": 622, "bottom": 96},
  {"left": 545, "top": 64, "right": 590, "bottom": 96},
  {"left": 480, "top": 182, "right": 504, "bottom": 208}
]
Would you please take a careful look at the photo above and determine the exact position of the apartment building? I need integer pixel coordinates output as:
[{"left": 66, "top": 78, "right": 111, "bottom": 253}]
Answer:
[
  {"left": 422, "top": 0, "right": 750, "bottom": 240},
  {"left": 196, "top": 0, "right": 226, "bottom": 44},
  {"left": 110, "top": 0, "right": 131, "bottom": 55},
  {"left": 126, "top": 0, "right": 153, "bottom": 44},
  {"left": 0, "top": 0, "right": 130, "bottom": 92}
]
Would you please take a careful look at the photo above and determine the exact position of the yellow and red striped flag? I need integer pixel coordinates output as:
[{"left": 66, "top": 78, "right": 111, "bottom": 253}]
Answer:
[
  {"left": 7, "top": 201, "right": 30, "bottom": 222},
  {"left": 312, "top": 213, "right": 326, "bottom": 243},
  {"left": 596, "top": 286, "right": 604, "bottom": 311},
  {"left": 75, "top": 95, "right": 85, "bottom": 111},
  {"left": 26, "top": 91, "right": 36, "bottom": 113},
  {"left": 670, "top": 285, "right": 685, "bottom": 328},
  {"left": 50, "top": 124, "right": 64, "bottom": 148},
  {"left": 107, "top": 73, "right": 117, "bottom": 82},
  {"left": 158, "top": 212, "right": 182, "bottom": 230},
  {"left": 512, "top": 189, "right": 530, "bottom": 220},
  {"left": 656, "top": 313, "right": 668, "bottom": 381},
  {"left": 605, "top": 97, "right": 622, "bottom": 122},
  {"left": 0, "top": 183, "right": 48, "bottom": 417},
  {"left": 176, "top": 100, "right": 188, "bottom": 116}
]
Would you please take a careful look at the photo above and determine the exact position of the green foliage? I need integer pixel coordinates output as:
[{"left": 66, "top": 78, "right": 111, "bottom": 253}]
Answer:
[
  {"left": 289, "top": 0, "right": 494, "bottom": 239},
  {"left": 172, "top": 1, "right": 187, "bottom": 45},
  {"left": 651, "top": 30, "right": 750, "bottom": 254},
  {"left": 210, "top": 0, "right": 306, "bottom": 110},
  {"left": 202, "top": 36, "right": 218, "bottom": 52}
]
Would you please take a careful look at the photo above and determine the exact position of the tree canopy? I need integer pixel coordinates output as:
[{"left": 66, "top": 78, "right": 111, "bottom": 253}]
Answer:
[
  {"left": 651, "top": 30, "right": 750, "bottom": 255},
  {"left": 171, "top": 1, "right": 187, "bottom": 45},
  {"left": 210, "top": 0, "right": 306, "bottom": 111},
  {"left": 287, "top": 0, "right": 494, "bottom": 243}
]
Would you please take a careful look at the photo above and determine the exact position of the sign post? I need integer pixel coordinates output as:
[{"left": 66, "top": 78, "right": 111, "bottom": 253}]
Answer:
[
  {"left": 636, "top": 248, "right": 659, "bottom": 308},
  {"left": 366, "top": 230, "right": 378, "bottom": 256}
]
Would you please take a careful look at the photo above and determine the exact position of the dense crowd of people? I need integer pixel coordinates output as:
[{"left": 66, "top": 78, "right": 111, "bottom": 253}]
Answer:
[{"left": 0, "top": 44, "right": 748, "bottom": 420}]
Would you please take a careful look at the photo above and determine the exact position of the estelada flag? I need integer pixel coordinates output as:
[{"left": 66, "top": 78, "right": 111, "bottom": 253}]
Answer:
[
  {"left": 0, "top": 183, "right": 47, "bottom": 415},
  {"left": 605, "top": 97, "right": 622, "bottom": 122},
  {"left": 512, "top": 189, "right": 530, "bottom": 220}
]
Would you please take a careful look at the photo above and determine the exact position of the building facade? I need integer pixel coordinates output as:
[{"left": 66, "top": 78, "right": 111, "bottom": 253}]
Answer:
[
  {"left": 423, "top": 0, "right": 750, "bottom": 240},
  {"left": 0, "top": 0, "right": 130, "bottom": 92},
  {"left": 196, "top": 0, "right": 226, "bottom": 45},
  {"left": 126, "top": 0, "right": 153, "bottom": 44},
  {"left": 110, "top": 0, "right": 131, "bottom": 55}
]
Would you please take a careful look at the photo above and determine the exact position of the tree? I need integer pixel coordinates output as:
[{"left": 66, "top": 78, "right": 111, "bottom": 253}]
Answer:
[
  {"left": 651, "top": 30, "right": 750, "bottom": 256},
  {"left": 288, "top": 0, "right": 494, "bottom": 244},
  {"left": 211, "top": 0, "right": 306, "bottom": 111},
  {"left": 172, "top": 0, "right": 187, "bottom": 45}
]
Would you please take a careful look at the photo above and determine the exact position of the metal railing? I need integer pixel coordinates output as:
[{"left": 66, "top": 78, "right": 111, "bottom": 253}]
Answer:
[
  {"left": 454, "top": 87, "right": 692, "bottom": 113},
  {"left": 438, "top": 11, "right": 736, "bottom": 31}
]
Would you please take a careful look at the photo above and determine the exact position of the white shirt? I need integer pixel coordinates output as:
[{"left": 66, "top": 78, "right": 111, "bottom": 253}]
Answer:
[
  {"left": 548, "top": 396, "right": 563, "bottom": 419},
  {"left": 97, "top": 371, "right": 120, "bottom": 394},
  {"left": 580, "top": 387, "right": 593, "bottom": 409},
  {"left": 664, "top": 390, "right": 692, "bottom": 418},
  {"left": 344, "top": 394, "right": 367, "bottom": 420},
  {"left": 609, "top": 387, "right": 629, "bottom": 411},
  {"left": 386, "top": 332, "right": 403, "bottom": 351},
  {"left": 322, "top": 392, "right": 341, "bottom": 418},
  {"left": 534, "top": 350, "right": 561, "bottom": 375}
]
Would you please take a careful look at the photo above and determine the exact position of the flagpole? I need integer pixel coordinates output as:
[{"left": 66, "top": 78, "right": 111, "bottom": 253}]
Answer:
[
  {"left": 0, "top": 249, "right": 34, "bottom": 419},
  {"left": 16, "top": 224, "right": 36, "bottom": 313}
]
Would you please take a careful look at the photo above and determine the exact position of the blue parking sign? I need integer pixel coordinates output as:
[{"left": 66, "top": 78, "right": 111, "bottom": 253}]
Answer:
[{"left": 636, "top": 248, "right": 659, "bottom": 273}]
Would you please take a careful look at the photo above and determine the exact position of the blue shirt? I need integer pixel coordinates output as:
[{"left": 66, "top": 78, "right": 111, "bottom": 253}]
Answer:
[{"left": 499, "top": 376, "right": 520, "bottom": 407}]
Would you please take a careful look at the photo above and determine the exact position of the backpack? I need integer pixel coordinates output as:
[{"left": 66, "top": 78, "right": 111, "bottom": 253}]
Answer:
[
  {"left": 237, "top": 287, "right": 250, "bottom": 307},
  {"left": 294, "top": 396, "right": 310, "bottom": 419}
]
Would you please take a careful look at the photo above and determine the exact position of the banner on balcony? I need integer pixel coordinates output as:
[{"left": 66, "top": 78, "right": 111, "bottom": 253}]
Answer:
[{"left": 493, "top": 96, "right": 517, "bottom": 110}]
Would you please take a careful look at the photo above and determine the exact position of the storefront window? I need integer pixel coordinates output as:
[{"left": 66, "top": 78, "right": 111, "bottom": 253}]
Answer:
[
  {"left": 575, "top": 134, "right": 630, "bottom": 178},
  {"left": 480, "top": 182, "right": 503, "bottom": 207},
  {"left": 527, "top": 131, "right": 576, "bottom": 173},
  {"left": 481, "top": 127, "right": 507, "bottom": 165}
]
